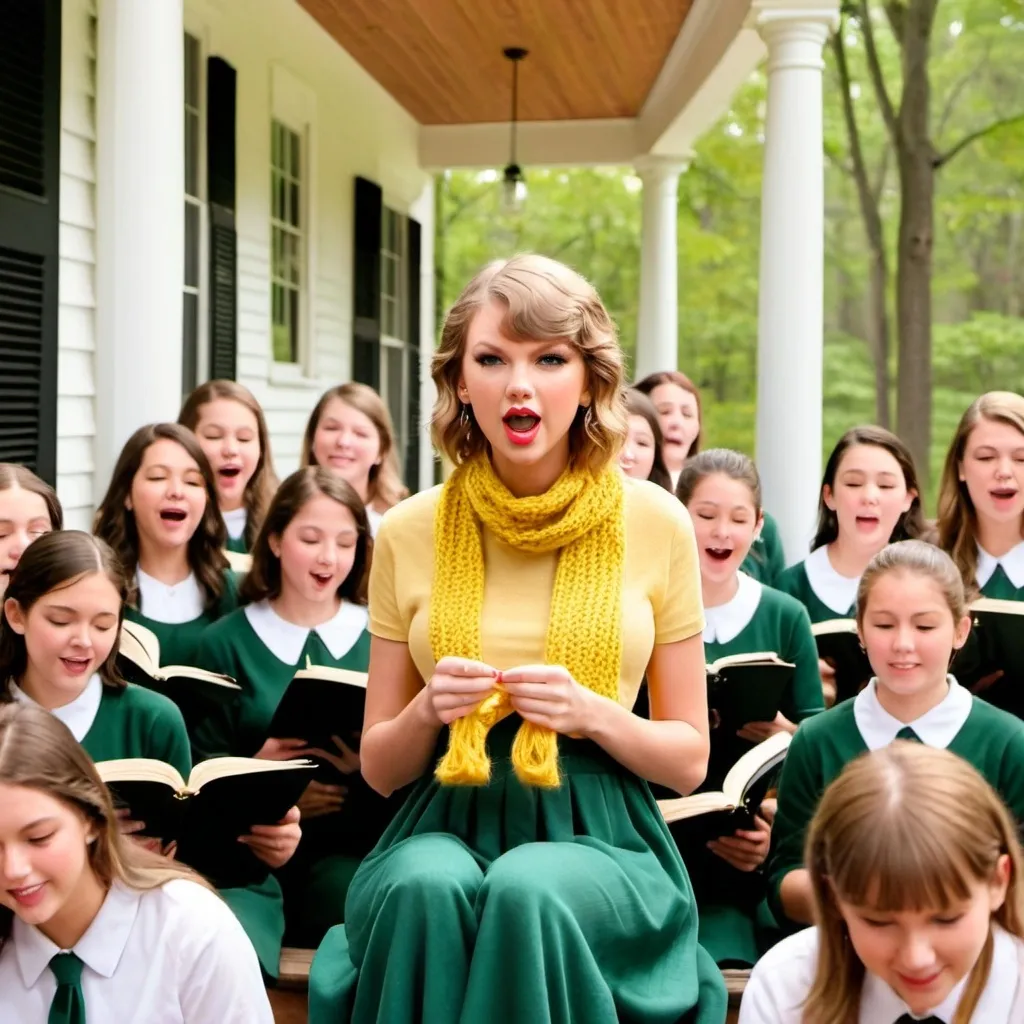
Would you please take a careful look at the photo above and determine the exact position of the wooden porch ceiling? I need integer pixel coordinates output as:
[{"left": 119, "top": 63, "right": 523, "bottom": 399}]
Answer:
[{"left": 297, "top": 0, "right": 695, "bottom": 125}]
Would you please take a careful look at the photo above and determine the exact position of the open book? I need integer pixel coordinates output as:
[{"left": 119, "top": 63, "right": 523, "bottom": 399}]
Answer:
[
  {"left": 952, "top": 597, "right": 1024, "bottom": 714},
  {"left": 707, "top": 651, "right": 795, "bottom": 729},
  {"left": 97, "top": 756, "right": 314, "bottom": 887},
  {"left": 658, "top": 731, "right": 791, "bottom": 842},
  {"left": 117, "top": 621, "right": 240, "bottom": 727},
  {"left": 812, "top": 619, "right": 873, "bottom": 702},
  {"left": 266, "top": 659, "right": 368, "bottom": 759}
]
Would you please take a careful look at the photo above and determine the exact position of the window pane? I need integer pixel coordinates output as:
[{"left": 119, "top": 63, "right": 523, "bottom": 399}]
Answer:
[
  {"left": 385, "top": 344, "right": 406, "bottom": 448},
  {"left": 271, "top": 121, "right": 281, "bottom": 170},
  {"left": 288, "top": 287, "right": 300, "bottom": 361},
  {"left": 184, "top": 202, "right": 199, "bottom": 287},
  {"left": 290, "top": 128, "right": 300, "bottom": 177},
  {"left": 182, "top": 291, "right": 199, "bottom": 391},
  {"left": 184, "top": 33, "right": 199, "bottom": 107},
  {"left": 289, "top": 181, "right": 300, "bottom": 228},
  {"left": 184, "top": 110, "right": 199, "bottom": 198}
]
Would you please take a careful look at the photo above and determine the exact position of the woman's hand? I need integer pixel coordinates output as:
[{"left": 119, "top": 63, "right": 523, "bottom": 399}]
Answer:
[
  {"left": 255, "top": 737, "right": 312, "bottom": 761},
  {"left": 115, "top": 809, "right": 176, "bottom": 858},
  {"left": 819, "top": 658, "right": 837, "bottom": 707},
  {"left": 427, "top": 656, "right": 500, "bottom": 725},
  {"left": 972, "top": 669, "right": 1005, "bottom": 695},
  {"left": 296, "top": 780, "right": 347, "bottom": 820},
  {"left": 500, "top": 664, "right": 602, "bottom": 737},
  {"left": 707, "top": 814, "right": 771, "bottom": 872},
  {"left": 238, "top": 805, "right": 302, "bottom": 868},
  {"left": 308, "top": 734, "right": 360, "bottom": 775},
  {"left": 736, "top": 711, "right": 795, "bottom": 744}
]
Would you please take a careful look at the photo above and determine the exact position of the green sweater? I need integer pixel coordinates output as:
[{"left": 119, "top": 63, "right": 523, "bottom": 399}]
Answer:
[
  {"left": 740, "top": 511, "right": 787, "bottom": 587},
  {"left": 124, "top": 569, "right": 240, "bottom": 668},
  {"left": 81, "top": 683, "right": 192, "bottom": 776},
  {"left": 981, "top": 565, "right": 1024, "bottom": 601},
  {"left": 775, "top": 559, "right": 855, "bottom": 624},
  {"left": 766, "top": 695, "right": 1024, "bottom": 930},
  {"left": 192, "top": 605, "right": 372, "bottom": 760}
]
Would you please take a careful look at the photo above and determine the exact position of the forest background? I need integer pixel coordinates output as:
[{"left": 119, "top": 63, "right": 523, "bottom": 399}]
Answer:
[{"left": 436, "top": 0, "right": 1024, "bottom": 510}]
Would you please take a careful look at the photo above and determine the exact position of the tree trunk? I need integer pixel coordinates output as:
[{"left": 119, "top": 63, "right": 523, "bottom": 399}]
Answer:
[
  {"left": 894, "top": 0, "right": 938, "bottom": 494},
  {"left": 1008, "top": 209, "right": 1022, "bottom": 317}
]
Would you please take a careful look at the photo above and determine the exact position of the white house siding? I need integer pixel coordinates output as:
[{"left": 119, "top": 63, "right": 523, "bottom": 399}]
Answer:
[
  {"left": 193, "top": 0, "right": 432, "bottom": 474},
  {"left": 57, "top": 0, "right": 98, "bottom": 531}
]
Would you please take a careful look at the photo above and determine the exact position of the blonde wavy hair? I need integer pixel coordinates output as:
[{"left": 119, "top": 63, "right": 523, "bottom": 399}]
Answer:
[
  {"left": 938, "top": 391, "right": 1024, "bottom": 593},
  {"left": 804, "top": 743, "right": 1024, "bottom": 1024},
  {"left": 431, "top": 254, "right": 628, "bottom": 474},
  {"left": 300, "top": 382, "right": 408, "bottom": 511}
]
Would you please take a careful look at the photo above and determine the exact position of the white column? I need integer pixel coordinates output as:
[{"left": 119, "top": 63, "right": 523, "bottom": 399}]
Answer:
[
  {"left": 634, "top": 156, "right": 686, "bottom": 379},
  {"left": 410, "top": 176, "right": 437, "bottom": 490},
  {"left": 95, "top": 0, "right": 185, "bottom": 495},
  {"left": 753, "top": 4, "right": 838, "bottom": 564}
]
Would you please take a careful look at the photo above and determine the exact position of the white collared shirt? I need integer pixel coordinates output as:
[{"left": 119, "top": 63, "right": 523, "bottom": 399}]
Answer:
[
  {"left": 976, "top": 540, "right": 1024, "bottom": 589},
  {"left": 135, "top": 568, "right": 205, "bottom": 624},
  {"left": 853, "top": 675, "right": 972, "bottom": 751},
  {"left": 9, "top": 674, "right": 102, "bottom": 743},
  {"left": 222, "top": 506, "right": 247, "bottom": 541},
  {"left": 0, "top": 879, "right": 272, "bottom": 1024},
  {"left": 366, "top": 505, "right": 383, "bottom": 538},
  {"left": 739, "top": 923, "right": 1023, "bottom": 1023},
  {"left": 703, "top": 572, "right": 763, "bottom": 644},
  {"left": 244, "top": 599, "right": 369, "bottom": 665},
  {"left": 804, "top": 544, "right": 860, "bottom": 615}
]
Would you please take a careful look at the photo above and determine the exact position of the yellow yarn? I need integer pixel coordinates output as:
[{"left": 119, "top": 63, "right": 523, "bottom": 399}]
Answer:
[{"left": 429, "top": 454, "right": 625, "bottom": 788}]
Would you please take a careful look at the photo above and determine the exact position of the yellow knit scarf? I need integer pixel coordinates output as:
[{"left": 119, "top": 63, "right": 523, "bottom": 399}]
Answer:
[{"left": 430, "top": 454, "right": 625, "bottom": 789}]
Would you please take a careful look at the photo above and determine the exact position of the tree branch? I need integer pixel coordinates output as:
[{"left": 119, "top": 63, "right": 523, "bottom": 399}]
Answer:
[
  {"left": 871, "top": 144, "right": 891, "bottom": 206},
  {"left": 935, "top": 113, "right": 1024, "bottom": 169},
  {"left": 882, "top": 1, "right": 905, "bottom": 45},
  {"left": 857, "top": 0, "right": 901, "bottom": 149}
]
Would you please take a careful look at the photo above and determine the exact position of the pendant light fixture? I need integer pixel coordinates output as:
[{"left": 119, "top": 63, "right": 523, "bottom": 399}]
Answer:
[{"left": 502, "top": 46, "right": 528, "bottom": 213}]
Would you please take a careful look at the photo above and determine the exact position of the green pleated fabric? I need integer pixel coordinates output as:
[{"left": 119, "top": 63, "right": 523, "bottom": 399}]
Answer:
[{"left": 309, "top": 716, "right": 728, "bottom": 1024}]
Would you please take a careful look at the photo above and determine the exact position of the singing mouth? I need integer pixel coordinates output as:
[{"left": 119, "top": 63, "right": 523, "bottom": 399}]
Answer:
[
  {"left": 159, "top": 509, "right": 188, "bottom": 523},
  {"left": 218, "top": 466, "right": 242, "bottom": 479},
  {"left": 705, "top": 547, "right": 733, "bottom": 562},
  {"left": 502, "top": 407, "right": 541, "bottom": 433}
]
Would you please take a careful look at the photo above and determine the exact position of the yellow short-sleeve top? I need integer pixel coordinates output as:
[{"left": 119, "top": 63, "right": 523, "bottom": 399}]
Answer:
[{"left": 369, "top": 475, "right": 704, "bottom": 710}]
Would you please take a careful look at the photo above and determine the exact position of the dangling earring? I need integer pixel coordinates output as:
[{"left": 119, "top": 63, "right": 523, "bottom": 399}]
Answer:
[
  {"left": 583, "top": 404, "right": 594, "bottom": 433},
  {"left": 459, "top": 403, "right": 470, "bottom": 428}
]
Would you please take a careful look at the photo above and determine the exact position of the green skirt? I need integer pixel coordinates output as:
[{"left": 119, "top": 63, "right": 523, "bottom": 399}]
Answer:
[{"left": 309, "top": 716, "right": 727, "bottom": 1024}]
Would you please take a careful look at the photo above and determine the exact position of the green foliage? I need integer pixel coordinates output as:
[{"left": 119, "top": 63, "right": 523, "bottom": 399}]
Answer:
[{"left": 438, "top": 1, "right": 1024, "bottom": 515}]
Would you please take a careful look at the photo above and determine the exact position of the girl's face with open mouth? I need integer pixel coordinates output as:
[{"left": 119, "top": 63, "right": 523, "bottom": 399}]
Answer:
[
  {"left": 193, "top": 398, "right": 261, "bottom": 513},
  {"left": 959, "top": 417, "right": 1024, "bottom": 528},
  {"left": 127, "top": 439, "right": 207, "bottom": 551},
  {"left": 824, "top": 443, "right": 914, "bottom": 552},
  {"left": 685, "top": 473, "right": 761, "bottom": 587}
]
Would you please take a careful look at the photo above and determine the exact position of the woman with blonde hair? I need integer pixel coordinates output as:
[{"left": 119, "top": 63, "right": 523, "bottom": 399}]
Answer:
[
  {"left": 0, "top": 702, "right": 273, "bottom": 1022},
  {"left": 741, "top": 742, "right": 1024, "bottom": 1022},
  {"left": 300, "top": 382, "right": 407, "bottom": 535},
  {"left": 307, "top": 254, "right": 727, "bottom": 1022}
]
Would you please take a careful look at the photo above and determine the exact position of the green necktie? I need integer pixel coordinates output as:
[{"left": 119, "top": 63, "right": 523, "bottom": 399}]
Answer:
[
  {"left": 895, "top": 726, "right": 922, "bottom": 743},
  {"left": 48, "top": 952, "right": 86, "bottom": 1024}
]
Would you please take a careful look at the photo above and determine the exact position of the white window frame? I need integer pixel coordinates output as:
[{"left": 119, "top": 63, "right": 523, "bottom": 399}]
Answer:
[
  {"left": 269, "top": 64, "right": 317, "bottom": 377},
  {"left": 183, "top": 24, "right": 209, "bottom": 390},
  {"left": 380, "top": 206, "right": 409, "bottom": 457}
]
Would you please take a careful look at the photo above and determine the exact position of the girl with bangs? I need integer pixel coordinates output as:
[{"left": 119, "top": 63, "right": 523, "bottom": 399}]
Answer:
[
  {"left": 0, "top": 532, "right": 302, "bottom": 987},
  {"left": 765, "top": 541, "right": 1024, "bottom": 940},
  {"left": 193, "top": 467, "right": 377, "bottom": 953},
  {"left": 0, "top": 464, "right": 63, "bottom": 598},
  {"left": 300, "top": 382, "right": 408, "bottom": 536},
  {"left": 0, "top": 703, "right": 274, "bottom": 1022},
  {"left": 618, "top": 388, "right": 672, "bottom": 489},
  {"left": 742, "top": 743, "right": 1024, "bottom": 1023},
  {"left": 179, "top": 380, "right": 279, "bottom": 555},
  {"left": 308, "top": 254, "right": 727, "bottom": 1023},
  {"left": 634, "top": 370, "right": 787, "bottom": 586},
  {"left": 93, "top": 423, "right": 239, "bottom": 668}
]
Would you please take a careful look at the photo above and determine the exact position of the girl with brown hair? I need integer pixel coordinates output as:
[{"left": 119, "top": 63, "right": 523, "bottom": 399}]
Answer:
[
  {"left": 300, "top": 382, "right": 407, "bottom": 535},
  {"left": 179, "top": 380, "right": 279, "bottom": 554},
  {"left": 0, "top": 464, "right": 63, "bottom": 598},
  {"left": 307, "top": 254, "right": 726, "bottom": 1022},
  {"left": 194, "top": 467, "right": 376, "bottom": 950},
  {"left": 764, "top": 541, "right": 1024, "bottom": 939},
  {"left": 93, "top": 423, "right": 238, "bottom": 667},
  {"left": 0, "top": 702, "right": 274, "bottom": 1022},
  {"left": 618, "top": 388, "right": 672, "bottom": 489},
  {"left": 742, "top": 743, "right": 1024, "bottom": 1022},
  {"left": 0, "top": 530, "right": 302, "bottom": 987}
]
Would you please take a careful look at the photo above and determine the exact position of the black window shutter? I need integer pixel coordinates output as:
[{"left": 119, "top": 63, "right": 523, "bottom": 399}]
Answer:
[
  {"left": 207, "top": 56, "right": 238, "bottom": 380},
  {"left": 0, "top": 0, "right": 61, "bottom": 483},
  {"left": 405, "top": 217, "right": 422, "bottom": 491},
  {"left": 352, "top": 176, "right": 382, "bottom": 389}
]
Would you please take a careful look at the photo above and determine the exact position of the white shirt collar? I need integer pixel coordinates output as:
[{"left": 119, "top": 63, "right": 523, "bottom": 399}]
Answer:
[
  {"left": 854, "top": 676, "right": 972, "bottom": 751},
  {"left": 976, "top": 540, "right": 1024, "bottom": 589},
  {"left": 860, "top": 924, "right": 1020, "bottom": 1023},
  {"left": 9, "top": 674, "right": 103, "bottom": 743},
  {"left": 222, "top": 506, "right": 247, "bottom": 541},
  {"left": 244, "top": 599, "right": 369, "bottom": 665},
  {"left": 804, "top": 544, "right": 860, "bottom": 615},
  {"left": 703, "top": 572, "right": 763, "bottom": 644},
  {"left": 135, "top": 568, "right": 205, "bottom": 624},
  {"left": 14, "top": 880, "right": 141, "bottom": 987},
  {"left": 366, "top": 505, "right": 383, "bottom": 538}
]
